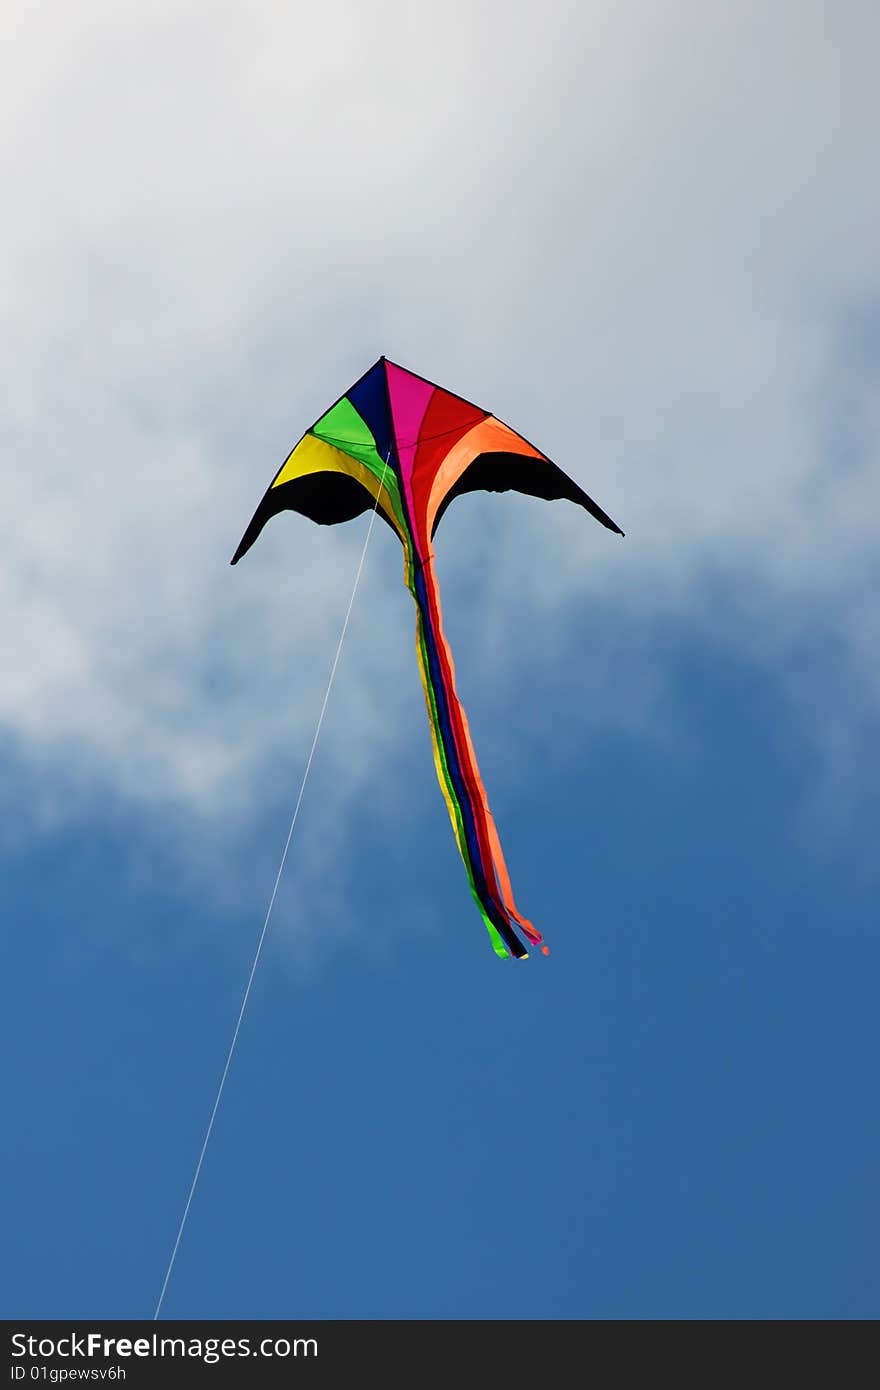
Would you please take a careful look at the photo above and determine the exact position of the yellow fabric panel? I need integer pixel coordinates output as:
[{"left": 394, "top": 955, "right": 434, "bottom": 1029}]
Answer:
[
  {"left": 425, "top": 417, "right": 544, "bottom": 537},
  {"left": 272, "top": 433, "right": 405, "bottom": 541}
]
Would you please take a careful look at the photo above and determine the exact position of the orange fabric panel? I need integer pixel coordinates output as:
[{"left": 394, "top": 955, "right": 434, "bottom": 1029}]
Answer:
[{"left": 424, "top": 417, "right": 544, "bottom": 541}]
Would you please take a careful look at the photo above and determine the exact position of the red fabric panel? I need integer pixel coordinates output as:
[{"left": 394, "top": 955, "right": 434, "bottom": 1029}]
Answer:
[{"left": 408, "top": 388, "right": 487, "bottom": 541}]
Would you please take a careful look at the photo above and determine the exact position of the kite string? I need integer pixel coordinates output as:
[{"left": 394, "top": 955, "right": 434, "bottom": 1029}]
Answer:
[{"left": 153, "top": 456, "right": 391, "bottom": 1321}]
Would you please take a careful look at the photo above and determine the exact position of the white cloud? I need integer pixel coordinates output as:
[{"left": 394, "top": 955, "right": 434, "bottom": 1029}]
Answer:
[{"left": 1, "top": 0, "right": 877, "bottom": 851}]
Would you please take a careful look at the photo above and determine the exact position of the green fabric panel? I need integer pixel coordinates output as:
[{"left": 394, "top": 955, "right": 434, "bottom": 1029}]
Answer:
[
  {"left": 313, "top": 398, "right": 386, "bottom": 475},
  {"left": 311, "top": 397, "right": 409, "bottom": 534}
]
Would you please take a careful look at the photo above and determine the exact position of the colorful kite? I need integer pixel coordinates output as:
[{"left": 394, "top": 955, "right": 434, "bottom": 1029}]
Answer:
[{"left": 232, "top": 358, "right": 623, "bottom": 958}]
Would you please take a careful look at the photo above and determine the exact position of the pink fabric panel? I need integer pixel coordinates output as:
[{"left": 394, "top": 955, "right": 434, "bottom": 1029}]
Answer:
[{"left": 386, "top": 362, "right": 434, "bottom": 501}]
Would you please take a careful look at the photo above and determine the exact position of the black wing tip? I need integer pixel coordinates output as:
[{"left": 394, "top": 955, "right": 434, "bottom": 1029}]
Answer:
[
  {"left": 230, "top": 530, "right": 256, "bottom": 565},
  {"left": 585, "top": 500, "right": 625, "bottom": 537}
]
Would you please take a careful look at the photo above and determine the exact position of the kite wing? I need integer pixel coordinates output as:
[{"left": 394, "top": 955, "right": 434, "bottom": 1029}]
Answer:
[{"left": 232, "top": 357, "right": 623, "bottom": 958}]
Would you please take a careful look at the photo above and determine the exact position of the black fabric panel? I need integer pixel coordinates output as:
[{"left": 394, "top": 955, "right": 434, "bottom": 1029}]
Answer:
[
  {"left": 230, "top": 473, "right": 398, "bottom": 565},
  {"left": 431, "top": 452, "right": 624, "bottom": 538}
]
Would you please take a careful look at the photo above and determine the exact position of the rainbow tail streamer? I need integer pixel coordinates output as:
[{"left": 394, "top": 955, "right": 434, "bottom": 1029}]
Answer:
[{"left": 409, "top": 551, "right": 544, "bottom": 959}]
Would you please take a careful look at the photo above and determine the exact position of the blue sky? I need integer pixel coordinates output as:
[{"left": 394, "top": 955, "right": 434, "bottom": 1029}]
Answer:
[
  {"left": 2, "top": 2, "right": 878, "bottom": 1319},
  {"left": 4, "top": 598, "right": 877, "bottom": 1319}
]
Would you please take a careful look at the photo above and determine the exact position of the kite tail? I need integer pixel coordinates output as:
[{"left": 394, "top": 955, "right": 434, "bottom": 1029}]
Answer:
[{"left": 408, "top": 553, "right": 545, "bottom": 959}]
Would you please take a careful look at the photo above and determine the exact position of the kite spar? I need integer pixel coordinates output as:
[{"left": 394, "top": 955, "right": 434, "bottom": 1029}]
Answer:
[{"left": 232, "top": 357, "right": 623, "bottom": 958}]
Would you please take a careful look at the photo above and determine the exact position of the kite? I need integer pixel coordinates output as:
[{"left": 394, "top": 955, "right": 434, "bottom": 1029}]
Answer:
[{"left": 232, "top": 358, "right": 623, "bottom": 959}]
